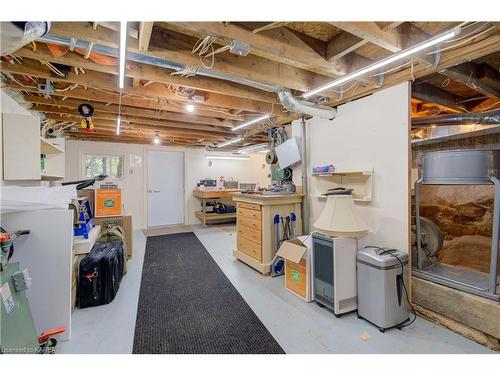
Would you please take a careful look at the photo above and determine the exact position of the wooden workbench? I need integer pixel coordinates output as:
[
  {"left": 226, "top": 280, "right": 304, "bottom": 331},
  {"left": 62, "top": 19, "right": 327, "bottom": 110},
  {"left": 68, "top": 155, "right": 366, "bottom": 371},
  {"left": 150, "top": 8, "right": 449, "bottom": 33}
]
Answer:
[
  {"left": 232, "top": 193, "right": 303, "bottom": 275},
  {"left": 193, "top": 188, "right": 241, "bottom": 226}
]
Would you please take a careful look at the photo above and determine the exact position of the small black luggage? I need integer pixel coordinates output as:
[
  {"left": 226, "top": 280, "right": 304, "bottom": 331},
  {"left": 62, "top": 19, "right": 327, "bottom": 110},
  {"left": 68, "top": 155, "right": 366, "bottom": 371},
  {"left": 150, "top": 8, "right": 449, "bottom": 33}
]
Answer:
[{"left": 78, "top": 241, "right": 124, "bottom": 308}]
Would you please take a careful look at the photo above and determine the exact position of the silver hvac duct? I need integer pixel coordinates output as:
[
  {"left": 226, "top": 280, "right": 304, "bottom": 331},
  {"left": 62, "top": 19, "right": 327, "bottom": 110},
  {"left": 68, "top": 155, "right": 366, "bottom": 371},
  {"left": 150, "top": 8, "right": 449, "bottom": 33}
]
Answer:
[
  {"left": 1, "top": 22, "right": 51, "bottom": 55},
  {"left": 277, "top": 88, "right": 337, "bottom": 120},
  {"left": 36, "top": 33, "right": 335, "bottom": 119},
  {"left": 38, "top": 33, "right": 279, "bottom": 93},
  {"left": 412, "top": 109, "right": 500, "bottom": 128}
]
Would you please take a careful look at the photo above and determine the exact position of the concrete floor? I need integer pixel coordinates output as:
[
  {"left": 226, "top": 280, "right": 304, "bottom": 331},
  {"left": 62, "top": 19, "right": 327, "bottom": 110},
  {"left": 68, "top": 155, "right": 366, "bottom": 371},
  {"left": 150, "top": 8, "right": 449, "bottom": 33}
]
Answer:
[{"left": 60, "top": 225, "right": 493, "bottom": 354}]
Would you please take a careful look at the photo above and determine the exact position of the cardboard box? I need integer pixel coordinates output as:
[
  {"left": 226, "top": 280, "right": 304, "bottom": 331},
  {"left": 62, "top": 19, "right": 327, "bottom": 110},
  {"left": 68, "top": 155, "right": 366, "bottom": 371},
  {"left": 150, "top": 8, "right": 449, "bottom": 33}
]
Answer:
[
  {"left": 93, "top": 214, "right": 133, "bottom": 259},
  {"left": 276, "top": 235, "right": 314, "bottom": 302},
  {"left": 95, "top": 189, "right": 122, "bottom": 217}
]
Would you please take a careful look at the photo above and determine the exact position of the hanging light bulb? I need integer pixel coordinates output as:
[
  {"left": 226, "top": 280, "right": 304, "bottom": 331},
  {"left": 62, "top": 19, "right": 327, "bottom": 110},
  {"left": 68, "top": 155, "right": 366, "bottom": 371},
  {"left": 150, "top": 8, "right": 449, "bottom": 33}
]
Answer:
[
  {"left": 153, "top": 131, "right": 160, "bottom": 144},
  {"left": 186, "top": 103, "right": 195, "bottom": 113}
]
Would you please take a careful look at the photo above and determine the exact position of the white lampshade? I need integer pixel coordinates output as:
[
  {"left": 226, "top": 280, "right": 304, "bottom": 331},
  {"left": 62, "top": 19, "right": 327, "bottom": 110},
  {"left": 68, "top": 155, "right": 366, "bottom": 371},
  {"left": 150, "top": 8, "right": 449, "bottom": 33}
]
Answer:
[{"left": 313, "top": 195, "right": 369, "bottom": 238}]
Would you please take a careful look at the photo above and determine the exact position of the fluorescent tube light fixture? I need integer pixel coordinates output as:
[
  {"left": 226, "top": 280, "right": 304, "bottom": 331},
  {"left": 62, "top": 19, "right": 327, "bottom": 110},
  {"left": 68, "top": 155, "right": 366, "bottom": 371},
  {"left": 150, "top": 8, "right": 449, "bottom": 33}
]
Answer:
[
  {"left": 205, "top": 155, "right": 250, "bottom": 160},
  {"left": 119, "top": 21, "right": 127, "bottom": 89},
  {"left": 216, "top": 136, "right": 242, "bottom": 148},
  {"left": 237, "top": 143, "right": 269, "bottom": 154},
  {"left": 232, "top": 114, "right": 271, "bottom": 131},
  {"left": 303, "top": 27, "right": 459, "bottom": 99},
  {"left": 116, "top": 116, "right": 121, "bottom": 135}
]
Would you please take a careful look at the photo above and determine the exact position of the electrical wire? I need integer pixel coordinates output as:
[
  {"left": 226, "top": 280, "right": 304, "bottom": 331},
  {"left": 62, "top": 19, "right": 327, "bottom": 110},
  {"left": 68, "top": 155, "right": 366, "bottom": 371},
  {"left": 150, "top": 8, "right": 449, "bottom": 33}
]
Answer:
[
  {"left": 427, "top": 25, "right": 495, "bottom": 55},
  {"left": 192, "top": 35, "right": 217, "bottom": 69}
]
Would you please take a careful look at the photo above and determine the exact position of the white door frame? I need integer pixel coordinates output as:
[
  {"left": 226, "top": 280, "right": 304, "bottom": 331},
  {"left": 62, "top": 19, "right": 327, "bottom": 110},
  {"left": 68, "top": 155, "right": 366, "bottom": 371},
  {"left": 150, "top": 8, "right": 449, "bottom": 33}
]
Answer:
[{"left": 144, "top": 148, "right": 186, "bottom": 228}]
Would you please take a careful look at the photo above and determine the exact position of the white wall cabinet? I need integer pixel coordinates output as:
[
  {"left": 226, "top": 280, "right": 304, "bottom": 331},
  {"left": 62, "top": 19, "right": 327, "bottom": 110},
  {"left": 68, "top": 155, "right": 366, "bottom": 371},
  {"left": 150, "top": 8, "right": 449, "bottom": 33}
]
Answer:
[{"left": 2, "top": 113, "right": 41, "bottom": 180}]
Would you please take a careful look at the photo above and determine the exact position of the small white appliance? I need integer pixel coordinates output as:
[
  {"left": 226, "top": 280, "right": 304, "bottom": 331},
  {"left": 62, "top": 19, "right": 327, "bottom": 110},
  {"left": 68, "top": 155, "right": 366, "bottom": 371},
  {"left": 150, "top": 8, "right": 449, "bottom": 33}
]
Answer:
[{"left": 312, "top": 233, "right": 358, "bottom": 316}]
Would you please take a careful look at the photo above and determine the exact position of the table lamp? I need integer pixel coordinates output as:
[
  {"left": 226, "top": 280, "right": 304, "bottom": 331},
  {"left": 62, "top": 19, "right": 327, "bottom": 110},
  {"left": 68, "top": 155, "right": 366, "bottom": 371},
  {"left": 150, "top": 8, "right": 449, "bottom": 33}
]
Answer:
[{"left": 313, "top": 195, "right": 369, "bottom": 237}]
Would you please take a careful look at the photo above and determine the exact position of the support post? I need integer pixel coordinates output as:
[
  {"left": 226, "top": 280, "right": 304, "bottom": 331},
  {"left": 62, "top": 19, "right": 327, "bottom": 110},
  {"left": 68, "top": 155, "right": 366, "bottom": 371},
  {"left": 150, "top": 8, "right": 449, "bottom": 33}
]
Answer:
[
  {"left": 415, "top": 178, "right": 423, "bottom": 270},
  {"left": 489, "top": 177, "right": 500, "bottom": 294},
  {"left": 300, "top": 116, "right": 310, "bottom": 234}
]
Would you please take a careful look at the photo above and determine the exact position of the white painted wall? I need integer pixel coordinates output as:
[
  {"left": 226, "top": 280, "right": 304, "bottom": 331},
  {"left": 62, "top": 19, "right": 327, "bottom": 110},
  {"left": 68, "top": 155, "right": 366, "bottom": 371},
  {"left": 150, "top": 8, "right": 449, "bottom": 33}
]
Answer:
[
  {"left": 65, "top": 139, "right": 271, "bottom": 229},
  {"left": 293, "top": 82, "right": 410, "bottom": 252}
]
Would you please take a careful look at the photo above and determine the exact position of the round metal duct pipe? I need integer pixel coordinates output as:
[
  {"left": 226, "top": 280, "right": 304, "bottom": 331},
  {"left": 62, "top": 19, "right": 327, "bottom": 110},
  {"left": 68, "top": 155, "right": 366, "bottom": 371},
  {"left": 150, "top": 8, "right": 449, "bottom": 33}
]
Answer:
[
  {"left": 37, "top": 33, "right": 336, "bottom": 120},
  {"left": 412, "top": 109, "right": 500, "bottom": 128}
]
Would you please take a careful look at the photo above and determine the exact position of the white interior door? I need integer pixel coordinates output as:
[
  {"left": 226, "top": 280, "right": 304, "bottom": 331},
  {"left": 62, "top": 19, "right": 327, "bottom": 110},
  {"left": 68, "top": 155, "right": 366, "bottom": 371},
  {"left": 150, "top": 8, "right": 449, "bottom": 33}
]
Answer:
[{"left": 147, "top": 150, "right": 184, "bottom": 227}]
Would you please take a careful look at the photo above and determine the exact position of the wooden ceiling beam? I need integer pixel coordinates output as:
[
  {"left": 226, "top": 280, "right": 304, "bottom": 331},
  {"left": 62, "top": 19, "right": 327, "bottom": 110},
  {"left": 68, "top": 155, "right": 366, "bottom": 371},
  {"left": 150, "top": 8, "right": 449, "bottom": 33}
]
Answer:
[
  {"left": 2, "top": 82, "right": 244, "bottom": 121},
  {"left": 328, "top": 22, "right": 404, "bottom": 53},
  {"left": 138, "top": 22, "right": 154, "bottom": 51},
  {"left": 46, "top": 115, "right": 226, "bottom": 140},
  {"left": 160, "top": 22, "right": 347, "bottom": 78},
  {"left": 18, "top": 94, "right": 237, "bottom": 128},
  {"left": 32, "top": 106, "right": 236, "bottom": 137},
  {"left": 30, "top": 104, "right": 250, "bottom": 137},
  {"left": 13, "top": 43, "right": 280, "bottom": 105},
  {"left": 48, "top": 22, "right": 336, "bottom": 96},
  {"left": 47, "top": 119, "right": 227, "bottom": 142},
  {"left": 468, "top": 98, "right": 500, "bottom": 112},
  {"left": 412, "top": 81, "right": 466, "bottom": 112},
  {"left": 0, "top": 59, "right": 283, "bottom": 115},
  {"left": 161, "top": 22, "right": 379, "bottom": 85},
  {"left": 325, "top": 31, "right": 500, "bottom": 108},
  {"left": 326, "top": 23, "right": 402, "bottom": 61},
  {"left": 66, "top": 134, "right": 205, "bottom": 147},
  {"left": 441, "top": 62, "right": 500, "bottom": 100},
  {"left": 65, "top": 130, "right": 207, "bottom": 145},
  {"left": 326, "top": 32, "right": 366, "bottom": 61}
]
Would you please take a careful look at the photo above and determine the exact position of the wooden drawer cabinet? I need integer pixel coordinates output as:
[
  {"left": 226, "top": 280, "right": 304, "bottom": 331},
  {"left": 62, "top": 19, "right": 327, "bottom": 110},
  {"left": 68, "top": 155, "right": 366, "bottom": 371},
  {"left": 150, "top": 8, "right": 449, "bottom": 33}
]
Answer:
[
  {"left": 237, "top": 216, "right": 262, "bottom": 230},
  {"left": 238, "top": 207, "right": 262, "bottom": 221},
  {"left": 237, "top": 225, "right": 262, "bottom": 245},
  {"left": 237, "top": 236, "right": 262, "bottom": 261},
  {"left": 237, "top": 202, "right": 261, "bottom": 211}
]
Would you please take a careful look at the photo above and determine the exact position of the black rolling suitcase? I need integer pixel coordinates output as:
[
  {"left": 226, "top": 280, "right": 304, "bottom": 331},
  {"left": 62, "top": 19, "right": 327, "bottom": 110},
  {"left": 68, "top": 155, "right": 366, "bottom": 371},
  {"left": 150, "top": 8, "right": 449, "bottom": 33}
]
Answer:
[{"left": 78, "top": 241, "right": 125, "bottom": 308}]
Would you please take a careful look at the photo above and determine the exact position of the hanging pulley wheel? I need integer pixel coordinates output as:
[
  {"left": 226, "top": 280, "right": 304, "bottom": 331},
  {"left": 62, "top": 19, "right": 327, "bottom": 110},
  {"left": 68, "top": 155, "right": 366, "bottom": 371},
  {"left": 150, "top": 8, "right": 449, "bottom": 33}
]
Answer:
[{"left": 266, "top": 149, "right": 278, "bottom": 164}]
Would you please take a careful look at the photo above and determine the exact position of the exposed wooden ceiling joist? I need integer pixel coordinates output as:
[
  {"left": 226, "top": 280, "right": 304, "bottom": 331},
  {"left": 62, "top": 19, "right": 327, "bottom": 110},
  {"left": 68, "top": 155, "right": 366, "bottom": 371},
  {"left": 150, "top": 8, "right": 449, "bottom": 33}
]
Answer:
[
  {"left": 0, "top": 59, "right": 284, "bottom": 115},
  {"left": 2, "top": 82, "right": 246, "bottom": 121},
  {"left": 441, "top": 62, "right": 500, "bottom": 100},
  {"left": 159, "top": 22, "right": 349, "bottom": 78},
  {"left": 13, "top": 43, "right": 281, "bottom": 105},
  {"left": 48, "top": 22, "right": 337, "bottom": 96},
  {"left": 20, "top": 95, "right": 237, "bottom": 128},
  {"left": 412, "top": 81, "right": 466, "bottom": 112},
  {"left": 326, "top": 22, "right": 403, "bottom": 61},
  {"left": 326, "top": 30, "right": 500, "bottom": 108},
  {"left": 138, "top": 22, "right": 154, "bottom": 52}
]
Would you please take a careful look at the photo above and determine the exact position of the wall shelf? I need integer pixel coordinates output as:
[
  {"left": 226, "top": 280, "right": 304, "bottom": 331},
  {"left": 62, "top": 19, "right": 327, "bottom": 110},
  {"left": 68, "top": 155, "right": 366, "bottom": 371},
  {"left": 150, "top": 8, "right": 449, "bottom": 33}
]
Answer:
[
  {"left": 311, "top": 169, "right": 373, "bottom": 203},
  {"left": 40, "top": 138, "right": 64, "bottom": 154},
  {"left": 41, "top": 174, "right": 64, "bottom": 181},
  {"left": 312, "top": 194, "right": 372, "bottom": 203}
]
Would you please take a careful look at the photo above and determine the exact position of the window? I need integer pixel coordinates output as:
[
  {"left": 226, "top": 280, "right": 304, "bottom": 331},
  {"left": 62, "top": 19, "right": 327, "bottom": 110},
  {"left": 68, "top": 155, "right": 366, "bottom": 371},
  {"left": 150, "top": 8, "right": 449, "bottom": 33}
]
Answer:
[{"left": 83, "top": 154, "right": 124, "bottom": 180}]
